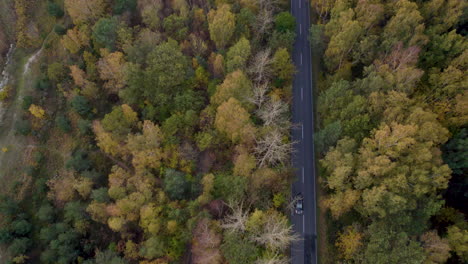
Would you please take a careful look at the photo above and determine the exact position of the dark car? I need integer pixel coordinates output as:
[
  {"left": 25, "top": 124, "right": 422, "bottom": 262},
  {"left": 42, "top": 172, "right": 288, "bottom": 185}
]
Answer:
[{"left": 294, "top": 193, "right": 304, "bottom": 215}]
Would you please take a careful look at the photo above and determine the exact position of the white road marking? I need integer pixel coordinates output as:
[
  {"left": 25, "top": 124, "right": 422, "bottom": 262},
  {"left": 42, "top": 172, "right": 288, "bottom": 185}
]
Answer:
[
  {"left": 300, "top": 53, "right": 302, "bottom": 65},
  {"left": 299, "top": 0, "right": 300, "bottom": 9},
  {"left": 300, "top": 24, "right": 302, "bottom": 35},
  {"left": 302, "top": 167, "right": 304, "bottom": 183},
  {"left": 301, "top": 123, "right": 304, "bottom": 139},
  {"left": 301, "top": 87, "right": 303, "bottom": 101}
]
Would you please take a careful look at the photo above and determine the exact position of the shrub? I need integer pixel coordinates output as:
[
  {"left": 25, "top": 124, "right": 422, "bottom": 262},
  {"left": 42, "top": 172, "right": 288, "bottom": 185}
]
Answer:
[
  {"left": 15, "top": 119, "right": 31, "bottom": 136},
  {"left": 56, "top": 115, "right": 72, "bottom": 133},
  {"left": 47, "top": 1, "right": 64, "bottom": 17}
]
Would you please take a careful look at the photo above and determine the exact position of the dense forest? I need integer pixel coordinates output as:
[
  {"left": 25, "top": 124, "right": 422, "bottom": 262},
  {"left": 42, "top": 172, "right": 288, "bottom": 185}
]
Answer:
[
  {"left": 312, "top": 0, "right": 467, "bottom": 263},
  {"left": 0, "top": 0, "right": 300, "bottom": 263}
]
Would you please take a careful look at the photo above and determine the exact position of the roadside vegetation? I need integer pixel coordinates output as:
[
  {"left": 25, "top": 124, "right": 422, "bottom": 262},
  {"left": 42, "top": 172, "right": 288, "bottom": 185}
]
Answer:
[
  {"left": 0, "top": 0, "right": 302, "bottom": 263},
  {"left": 312, "top": 0, "right": 467, "bottom": 263}
]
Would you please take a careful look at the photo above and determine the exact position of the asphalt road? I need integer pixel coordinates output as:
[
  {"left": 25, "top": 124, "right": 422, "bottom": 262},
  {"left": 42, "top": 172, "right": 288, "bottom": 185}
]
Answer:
[{"left": 290, "top": 0, "right": 318, "bottom": 263}]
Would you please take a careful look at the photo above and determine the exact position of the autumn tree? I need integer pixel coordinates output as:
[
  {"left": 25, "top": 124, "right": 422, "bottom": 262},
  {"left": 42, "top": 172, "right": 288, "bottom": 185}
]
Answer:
[
  {"left": 420, "top": 230, "right": 451, "bottom": 264},
  {"left": 97, "top": 51, "right": 127, "bottom": 93},
  {"left": 211, "top": 70, "right": 253, "bottom": 107},
  {"left": 61, "top": 26, "right": 90, "bottom": 54},
  {"left": 271, "top": 48, "right": 295, "bottom": 84},
  {"left": 226, "top": 37, "right": 251, "bottom": 73},
  {"left": 64, "top": 0, "right": 106, "bottom": 25},
  {"left": 215, "top": 98, "right": 256, "bottom": 144},
  {"left": 208, "top": 4, "right": 236, "bottom": 50},
  {"left": 29, "top": 104, "right": 46, "bottom": 119},
  {"left": 447, "top": 225, "right": 468, "bottom": 261},
  {"left": 335, "top": 226, "right": 362, "bottom": 260}
]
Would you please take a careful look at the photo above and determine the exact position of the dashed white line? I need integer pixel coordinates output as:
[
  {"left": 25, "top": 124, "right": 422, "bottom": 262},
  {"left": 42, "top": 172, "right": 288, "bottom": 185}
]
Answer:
[
  {"left": 301, "top": 87, "right": 303, "bottom": 101},
  {"left": 300, "top": 53, "right": 302, "bottom": 65},
  {"left": 301, "top": 123, "right": 304, "bottom": 139},
  {"left": 302, "top": 167, "right": 304, "bottom": 183},
  {"left": 300, "top": 24, "right": 302, "bottom": 35}
]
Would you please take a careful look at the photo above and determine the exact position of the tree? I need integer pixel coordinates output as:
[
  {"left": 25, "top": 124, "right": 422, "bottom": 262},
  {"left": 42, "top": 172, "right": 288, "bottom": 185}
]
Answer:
[
  {"left": 381, "top": 0, "right": 427, "bottom": 51},
  {"left": 93, "top": 17, "right": 119, "bottom": 50},
  {"left": 66, "top": 150, "right": 92, "bottom": 172},
  {"left": 48, "top": 62, "right": 67, "bottom": 82},
  {"left": 12, "top": 220, "right": 32, "bottom": 236},
  {"left": 254, "top": 128, "right": 293, "bottom": 167},
  {"left": 8, "top": 238, "right": 30, "bottom": 256},
  {"left": 113, "top": 0, "right": 136, "bottom": 15},
  {"left": 335, "top": 226, "right": 362, "bottom": 260},
  {"left": 248, "top": 49, "right": 272, "bottom": 83},
  {"left": 221, "top": 232, "right": 260, "bottom": 264},
  {"left": 268, "top": 31, "right": 296, "bottom": 52},
  {"left": 56, "top": 115, "right": 72, "bottom": 133},
  {"left": 47, "top": 1, "right": 64, "bottom": 17},
  {"left": 447, "top": 225, "right": 468, "bottom": 261},
  {"left": 249, "top": 210, "right": 299, "bottom": 251},
  {"left": 120, "top": 39, "right": 188, "bottom": 118},
  {"left": 208, "top": 5, "right": 236, "bottom": 49},
  {"left": 97, "top": 51, "right": 127, "bottom": 93},
  {"left": 215, "top": 98, "right": 256, "bottom": 144},
  {"left": 420, "top": 230, "right": 451, "bottom": 264},
  {"left": 309, "top": 24, "right": 325, "bottom": 54},
  {"left": 15, "top": 119, "right": 31, "bottom": 136},
  {"left": 69, "top": 65, "right": 87, "bottom": 87},
  {"left": 163, "top": 14, "right": 188, "bottom": 41},
  {"left": 37, "top": 204, "right": 55, "bottom": 222},
  {"left": 315, "top": 121, "right": 342, "bottom": 154},
  {"left": 163, "top": 169, "right": 190, "bottom": 200},
  {"left": 226, "top": 37, "right": 251, "bottom": 73},
  {"left": 192, "top": 219, "right": 223, "bottom": 264},
  {"left": 139, "top": 236, "right": 166, "bottom": 259},
  {"left": 362, "top": 222, "right": 425, "bottom": 264},
  {"left": 70, "top": 95, "right": 92, "bottom": 117},
  {"left": 64, "top": 0, "right": 106, "bottom": 25},
  {"left": 140, "top": 0, "right": 163, "bottom": 30},
  {"left": 274, "top": 12, "right": 295, "bottom": 33},
  {"left": 61, "top": 26, "right": 90, "bottom": 54},
  {"left": 101, "top": 104, "right": 138, "bottom": 138},
  {"left": 233, "top": 148, "right": 256, "bottom": 177},
  {"left": 271, "top": 48, "right": 295, "bottom": 84},
  {"left": 211, "top": 70, "right": 253, "bottom": 107},
  {"left": 324, "top": 13, "right": 363, "bottom": 71},
  {"left": 29, "top": 104, "right": 46, "bottom": 119}
]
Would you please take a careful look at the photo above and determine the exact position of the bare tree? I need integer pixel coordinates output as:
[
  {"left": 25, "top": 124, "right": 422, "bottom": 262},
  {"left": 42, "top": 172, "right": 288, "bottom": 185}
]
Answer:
[
  {"left": 254, "top": 0, "right": 280, "bottom": 36},
  {"left": 249, "top": 82, "right": 270, "bottom": 108},
  {"left": 192, "top": 218, "right": 223, "bottom": 264},
  {"left": 251, "top": 212, "right": 301, "bottom": 251},
  {"left": 255, "top": 128, "right": 295, "bottom": 167},
  {"left": 255, "top": 8, "right": 274, "bottom": 36},
  {"left": 221, "top": 201, "right": 249, "bottom": 233},
  {"left": 257, "top": 98, "right": 290, "bottom": 128},
  {"left": 248, "top": 49, "right": 272, "bottom": 83}
]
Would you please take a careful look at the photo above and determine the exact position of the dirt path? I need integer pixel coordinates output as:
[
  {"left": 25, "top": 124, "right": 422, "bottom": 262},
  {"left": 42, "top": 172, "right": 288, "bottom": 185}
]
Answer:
[{"left": 0, "top": 47, "right": 43, "bottom": 191}]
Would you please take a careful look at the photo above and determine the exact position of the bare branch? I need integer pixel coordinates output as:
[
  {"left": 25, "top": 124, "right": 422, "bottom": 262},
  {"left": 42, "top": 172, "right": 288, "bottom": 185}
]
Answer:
[
  {"left": 249, "top": 82, "right": 270, "bottom": 108},
  {"left": 248, "top": 49, "right": 272, "bottom": 83},
  {"left": 255, "top": 128, "right": 295, "bottom": 167},
  {"left": 250, "top": 212, "right": 301, "bottom": 251},
  {"left": 256, "top": 98, "right": 290, "bottom": 128},
  {"left": 221, "top": 201, "right": 249, "bottom": 233}
]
